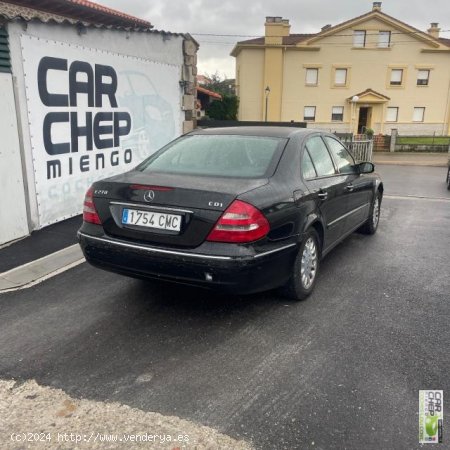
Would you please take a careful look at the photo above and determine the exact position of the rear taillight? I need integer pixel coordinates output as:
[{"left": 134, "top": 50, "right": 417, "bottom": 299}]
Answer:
[
  {"left": 207, "top": 200, "right": 270, "bottom": 243},
  {"left": 83, "top": 187, "right": 101, "bottom": 224}
]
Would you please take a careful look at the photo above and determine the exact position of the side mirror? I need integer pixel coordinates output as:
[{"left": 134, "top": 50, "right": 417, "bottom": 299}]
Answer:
[{"left": 358, "top": 162, "right": 375, "bottom": 174}]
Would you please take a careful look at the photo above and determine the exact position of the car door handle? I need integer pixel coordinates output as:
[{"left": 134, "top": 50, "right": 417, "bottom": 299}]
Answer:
[
  {"left": 317, "top": 191, "right": 328, "bottom": 200},
  {"left": 345, "top": 183, "right": 354, "bottom": 192}
]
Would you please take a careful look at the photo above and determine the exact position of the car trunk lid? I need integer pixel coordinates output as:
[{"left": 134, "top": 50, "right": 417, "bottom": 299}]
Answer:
[{"left": 92, "top": 171, "right": 268, "bottom": 248}]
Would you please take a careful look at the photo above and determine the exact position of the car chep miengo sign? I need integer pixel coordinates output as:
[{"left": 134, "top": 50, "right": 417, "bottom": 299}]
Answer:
[{"left": 21, "top": 35, "right": 182, "bottom": 227}]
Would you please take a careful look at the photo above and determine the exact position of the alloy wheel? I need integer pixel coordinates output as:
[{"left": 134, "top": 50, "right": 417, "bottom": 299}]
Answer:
[
  {"left": 372, "top": 197, "right": 380, "bottom": 228},
  {"left": 300, "top": 237, "right": 318, "bottom": 289}
]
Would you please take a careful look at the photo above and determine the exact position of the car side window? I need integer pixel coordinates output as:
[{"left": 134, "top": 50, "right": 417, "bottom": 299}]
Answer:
[
  {"left": 323, "top": 136, "right": 356, "bottom": 174},
  {"left": 301, "top": 149, "right": 317, "bottom": 180},
  {"left": 305, "top": 136, "right": 336, "bottom": 177}
]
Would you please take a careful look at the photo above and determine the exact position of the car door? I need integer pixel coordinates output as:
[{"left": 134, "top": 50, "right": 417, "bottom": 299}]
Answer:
[
  {"left": 323, "top": 136, "right": 373, "bottom": 232},
  {"left": 301, "top": 135, "right": 349, "bottom": 251}
]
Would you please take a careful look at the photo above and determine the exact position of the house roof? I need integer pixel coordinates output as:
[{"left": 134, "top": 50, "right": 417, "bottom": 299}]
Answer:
[
  {"left": 233, "top": 8, "right": 450, "bottom": 55},
  {"left": 238, "top": 33, "right": 315, "bottom": 46},
  {"left": 347, "top": 88, "right": 390, "bottom": 102},
  {"left": 305, "top": 9, "right": 447, "bottom": 48},
  {"left": 197, "top": 86, "right": 222, "bottom": 100},
  {"left": 0, "top": 0, "right": 152, "bottom": 29}
]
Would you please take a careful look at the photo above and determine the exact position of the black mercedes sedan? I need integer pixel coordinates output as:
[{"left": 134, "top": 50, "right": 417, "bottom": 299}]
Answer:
[{"left": 78, "top": 127, "right": 383, "bottom": 300}]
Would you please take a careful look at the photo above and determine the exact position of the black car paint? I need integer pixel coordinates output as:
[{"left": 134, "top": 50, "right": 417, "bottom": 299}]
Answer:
[{"left": 78, "top": 127, "right": 383, "bottom": 294}]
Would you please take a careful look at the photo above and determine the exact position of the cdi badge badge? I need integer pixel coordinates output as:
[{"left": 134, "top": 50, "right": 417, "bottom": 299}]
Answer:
[{"left": 419, "top": 390, "right": 443, "bottom": 444}]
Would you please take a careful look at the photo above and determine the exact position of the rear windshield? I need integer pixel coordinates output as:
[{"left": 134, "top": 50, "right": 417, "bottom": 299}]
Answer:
[{"left": 136, "top": 134, "right": 287, "bottom": 178}]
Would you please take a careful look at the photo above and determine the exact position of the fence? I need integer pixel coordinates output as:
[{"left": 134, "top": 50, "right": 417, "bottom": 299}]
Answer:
[
  {"left": 335, "top": 133, "right": 374, "bottom": 161},
  {"left": 395, "top": 135, "right": 450, "bottom": 153},
  {"left": 347, "top": 140, "right": 374, "bottom": 162}
]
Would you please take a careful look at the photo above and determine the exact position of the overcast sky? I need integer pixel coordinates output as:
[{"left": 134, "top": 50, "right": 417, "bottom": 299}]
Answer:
[{"left": 101, "top": 0, "right": 450, "bottom": 79}]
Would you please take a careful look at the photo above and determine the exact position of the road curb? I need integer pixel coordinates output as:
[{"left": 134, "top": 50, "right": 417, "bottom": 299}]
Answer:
[
  {"left": 0, "top": 245, "right": 84, "bottom": 293},
  {"left": 374, "top": 161, "right": 447, "bottom": 167}
]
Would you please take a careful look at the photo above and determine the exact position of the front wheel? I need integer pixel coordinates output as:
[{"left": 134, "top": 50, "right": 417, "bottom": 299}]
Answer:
[
  {"left": 359, "top": 191, "right": 381, "bottom": 235},
  {"left": 283, "top": 229, "right": 320, "bottom": 301},
  {"left": 446, "top": 168, "right": 450, "bottom": 190}
]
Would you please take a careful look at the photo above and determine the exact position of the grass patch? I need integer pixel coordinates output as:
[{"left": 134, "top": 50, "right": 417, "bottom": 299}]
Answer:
[{"left": 397, "top": 136, "right": 450, "bottom": 145}]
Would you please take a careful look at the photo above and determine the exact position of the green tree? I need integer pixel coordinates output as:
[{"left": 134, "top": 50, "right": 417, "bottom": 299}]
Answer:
[
  {"left": 203, "top": 71, "right": 235, "bottom": 96},
  {"left": 206, "top": 94, "right": 239, "bottom": 120}
]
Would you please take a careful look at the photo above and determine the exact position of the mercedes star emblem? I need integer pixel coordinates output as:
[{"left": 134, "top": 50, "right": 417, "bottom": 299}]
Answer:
[{"left": 144, "top": 190, "right": 155, "bottom": 202}]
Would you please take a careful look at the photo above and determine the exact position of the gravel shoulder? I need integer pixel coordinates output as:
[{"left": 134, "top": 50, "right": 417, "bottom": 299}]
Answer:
[{"left": 0, "top": 379, "right": 253, "bottom": 450}]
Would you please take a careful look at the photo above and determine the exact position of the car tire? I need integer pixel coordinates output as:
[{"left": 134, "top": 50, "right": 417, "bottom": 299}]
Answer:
[
  {"left": 282, "top": 228, "right": 320, "bottom": 301},
  {"left": 359, "top": 191, "right": 381, "bottom": 235},
  {"left": 447, "top": 168, "right": 450, "bottom": 190}
]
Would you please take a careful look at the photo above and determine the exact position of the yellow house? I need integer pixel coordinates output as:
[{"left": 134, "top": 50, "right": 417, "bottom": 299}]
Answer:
[{"left": 231, "top": 2, "right": 450, "bottom": 135}]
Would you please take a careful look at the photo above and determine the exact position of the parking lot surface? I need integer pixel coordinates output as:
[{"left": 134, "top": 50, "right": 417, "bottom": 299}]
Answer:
[{"left": 0, "top": 165, "right": 449, "bottom": 450}]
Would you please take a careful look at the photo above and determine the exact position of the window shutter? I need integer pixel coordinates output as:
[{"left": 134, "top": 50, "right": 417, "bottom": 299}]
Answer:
[
  {"left": 386, "top": 107, "right": 398, "bottom": 122},
  {"left": 413, "top": 107, "right": 425, "bottom": 122},
  {"left": 390, "top": 69, "right": 403, "bottom": 84},
  {"left": 0, "top": 26, "right": 11, "bottom": 73},
  {"left": 335, "top": 69, "right": 347, "bottom": 85},
  {"left": 305, "top": 68, "right": 318, "bottom": 85}
]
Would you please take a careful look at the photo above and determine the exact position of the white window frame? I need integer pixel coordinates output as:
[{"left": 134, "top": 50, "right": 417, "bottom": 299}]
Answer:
[
  {"left": 353, "top": 30, "right": 366, "bottom": 47},
  {"left": 334, "top": 68, "right": 347, "bottom": 86},
  {"left": 305, "top": 68, "right": 318, "bottom": 86},
  {"left": 390, "top": 69, "right": 403, "bottom": 86},
  {"left": 417, "top": 70, "right": 430, "bottom": 86},
  {"left": 304, "top": 106, "right": 316, "bottom": 122},
  {"left": 413, "top": 107, "right": 425, "bottom": 122},
  {"left": 386, "top": 107, "right": 398, "bottom": 122},
  {"left": 331, "top": 106, "right": 344, "bottom": 121},
  {"left": 378, "top": 31, "right": 391, "bottom": 48}
]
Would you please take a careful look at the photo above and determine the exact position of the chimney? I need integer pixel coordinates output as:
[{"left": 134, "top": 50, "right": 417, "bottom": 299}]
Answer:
[
  {"left": 265, "top": 16, "right": 291, "bottom": 45},
  {"left": 372, "top": 2, "right": 382, "bottom": 11},
  {"left": 427, "top": 22, "right": 440, "bottom": 39},
  {"left": 321, "top": 24, "right": 332, "bottom": 31}
]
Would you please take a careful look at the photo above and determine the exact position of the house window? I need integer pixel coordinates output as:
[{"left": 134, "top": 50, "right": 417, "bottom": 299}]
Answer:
[
  {"left": 353, "top": 30, "right": 366, "bottom": 47},
  {"left": 331, "top": 106, "right": 344, "bottom": 121},
  {"left": 386, "top": 107, "right": 398, "bottom": 122},
  {"left": 305, "top": 68, "right": 318, "bottom": 85},
  {"left": 304, "top": 106, "right": 316, "bottom": 121},
  {"left": 390, "top": 69, "right": 403, "bottom": 86},
  {"left": 413, "top": 107, "right": 425, "bottom": 122},
  {"left": 417, "top": 70, "right": 430, "bottom": 86},
  {"left": 334, "top": 69, "right": 347, "bottom": 86},
  {"left": 378, "top": 31, "right": 391, "bottom": 48}
]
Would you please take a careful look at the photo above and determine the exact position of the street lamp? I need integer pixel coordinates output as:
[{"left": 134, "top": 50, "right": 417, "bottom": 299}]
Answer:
[
  {"left": 350, "top": 95, "right": 359, "bottom": 135},
  {"left": 265, "top": 86, "right": 271, "bottom": 122}
]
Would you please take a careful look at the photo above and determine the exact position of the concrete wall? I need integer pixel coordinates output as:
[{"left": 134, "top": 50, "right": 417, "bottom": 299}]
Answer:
[
  {"left": 0, "top": 72, "right": 28, "bottom": 245},
  {"left": 236, "top": 49, "right": 264, "bottom": 121},
  {"left": 4, "top": 20, "right": 197, "bottom": 235}
]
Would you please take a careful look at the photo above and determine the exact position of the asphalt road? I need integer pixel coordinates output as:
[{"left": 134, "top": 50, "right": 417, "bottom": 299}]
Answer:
[{"left": 1, "top": 165, "right": 449, "bottom": 450}]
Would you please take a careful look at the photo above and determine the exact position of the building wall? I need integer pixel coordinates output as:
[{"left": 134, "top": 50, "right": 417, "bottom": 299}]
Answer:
[
  {"left": 235, "top": 16, "right": 450, "bottom": 135},
  {"left": 4, "top": 20, "right": 196, "bottom": 234},
  {"left": 236, "top": 49, "right": 264, "bottom": 121},
  {"left": 0, "top": 72, "right": 29, "bottom": 245}
]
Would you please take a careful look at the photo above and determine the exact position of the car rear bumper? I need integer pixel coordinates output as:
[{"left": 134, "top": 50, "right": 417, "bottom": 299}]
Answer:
[{"left": 78, "top": 230, "right": 298, "bottom": 294}]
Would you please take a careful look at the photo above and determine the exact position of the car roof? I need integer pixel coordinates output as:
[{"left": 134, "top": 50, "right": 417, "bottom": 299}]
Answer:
[{"left": 189, "top": 126, "right": 317, "bottom": 139}]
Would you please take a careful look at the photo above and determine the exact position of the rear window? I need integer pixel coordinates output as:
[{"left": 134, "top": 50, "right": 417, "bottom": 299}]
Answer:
[{"left": 137, "top": 135, "right": 286, "bottom": 178}]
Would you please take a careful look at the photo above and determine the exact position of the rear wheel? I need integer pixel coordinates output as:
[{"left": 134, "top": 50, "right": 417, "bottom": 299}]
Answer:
[
  {"left": 359, "top": 191, "right": 381, "bottom": 235},
  {"left": 283, "top": 228, "right": 320, "bottom": 301},
  {"left": 447, "top": 168, "right": 450, "bottom": 190}
]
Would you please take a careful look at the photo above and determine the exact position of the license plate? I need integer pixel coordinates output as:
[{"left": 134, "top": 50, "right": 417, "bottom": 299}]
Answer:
[{"left": 121, "top": 209, "right": 181, "bottom": 232}]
